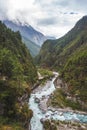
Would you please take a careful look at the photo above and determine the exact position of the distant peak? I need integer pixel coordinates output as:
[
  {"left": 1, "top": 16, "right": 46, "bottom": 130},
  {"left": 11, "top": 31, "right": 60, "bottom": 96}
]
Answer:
[
  {"left": 14, "top": 19, "right": 30, "bottom": 27},
  {"left": 4, "top": 19, "right": 30, "bottom": 27}
]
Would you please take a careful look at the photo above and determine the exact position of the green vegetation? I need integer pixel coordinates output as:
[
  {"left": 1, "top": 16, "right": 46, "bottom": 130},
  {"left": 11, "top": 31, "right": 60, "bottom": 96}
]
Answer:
[
  {"left": 50, "top": 88, "right": 81, "bottom": 110},
  {"left": 43, "top": 119, "right": 87, "bottom": 130},
  {"left": 22, "top": 36, "right": 40, "bottom": 57},
  {"left": 38, "top": 68, "right": 54, "bottom": 85},
  {"left": 0, "top": 117, "right": 25, "bottom": 130},
  {"left": 0, "top": 21, "right": 37, "bottom": 129},
  {"left": 35, "top": 40, "right": 56, "bottom": 67},
  {"left": 61, "top": 45, "right": 87, "bottom": 102},
  {"left": 43, "top": 119, "right": 57, "bottom": 130},
  {"left": 36, "top": 16, "right": 87, "bottom": 111},
  {"left": 0, "top": 125, "right": 24, "bottom": 130},
  {"left": 38, "top": 68, "right": 53, "bottom": 77}
]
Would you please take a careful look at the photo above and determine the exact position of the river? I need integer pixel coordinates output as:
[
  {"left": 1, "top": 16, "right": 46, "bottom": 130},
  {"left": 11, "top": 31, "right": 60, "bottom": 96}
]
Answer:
[{"left": 29, "top": 72, "right": 87, "bottom": 130}]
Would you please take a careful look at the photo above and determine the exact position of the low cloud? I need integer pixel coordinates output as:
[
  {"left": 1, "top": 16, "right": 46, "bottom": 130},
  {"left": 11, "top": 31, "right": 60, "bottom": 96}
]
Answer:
[
  {"left": 0, "top": 0, "right": 86, "bottom": 37},
  {"left": 37, "top": 17, "right": 58, "bottom": 26}
]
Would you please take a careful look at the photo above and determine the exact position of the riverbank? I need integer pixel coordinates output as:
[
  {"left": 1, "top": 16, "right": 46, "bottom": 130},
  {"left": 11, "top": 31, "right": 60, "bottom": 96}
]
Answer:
[
  {"left": 33, "top": 75, "right": 87, "bottom": 116},
  {"left": 42, "top": 119, "right": 87, "bottom": 130},
  {"left": 29, "top": 72, "right": 87, "bottom": 130},
  {"left": 48, "top": 74, "right": 87, "bottom": 113}
]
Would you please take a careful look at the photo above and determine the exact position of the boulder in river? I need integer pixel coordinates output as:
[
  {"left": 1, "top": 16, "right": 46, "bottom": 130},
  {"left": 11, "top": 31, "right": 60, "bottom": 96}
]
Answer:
[{"left": 34, "top": 97, "right": 40, "bottom": 103}]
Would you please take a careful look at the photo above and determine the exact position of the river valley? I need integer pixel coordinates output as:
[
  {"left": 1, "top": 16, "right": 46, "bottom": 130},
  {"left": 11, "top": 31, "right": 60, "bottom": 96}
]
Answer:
[{"left": 29, "top": 72, "right": 87, "bottom": 130}]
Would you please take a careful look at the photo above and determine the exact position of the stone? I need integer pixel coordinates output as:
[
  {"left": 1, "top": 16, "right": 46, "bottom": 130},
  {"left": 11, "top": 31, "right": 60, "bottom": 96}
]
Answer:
[{"left": 34, "top": 97, "right": 40, "bottom": 103}]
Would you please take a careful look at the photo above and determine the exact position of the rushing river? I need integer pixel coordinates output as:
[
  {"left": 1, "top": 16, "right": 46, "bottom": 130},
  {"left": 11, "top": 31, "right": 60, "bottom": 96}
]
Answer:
[{"left": 29, "top": 72, "right": 87, "bottom": 130}]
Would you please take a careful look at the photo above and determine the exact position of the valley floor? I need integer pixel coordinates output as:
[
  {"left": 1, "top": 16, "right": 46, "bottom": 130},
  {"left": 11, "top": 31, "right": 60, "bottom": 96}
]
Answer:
[{"left": 29, "top": 72, "right": 87, "bottom": 130}]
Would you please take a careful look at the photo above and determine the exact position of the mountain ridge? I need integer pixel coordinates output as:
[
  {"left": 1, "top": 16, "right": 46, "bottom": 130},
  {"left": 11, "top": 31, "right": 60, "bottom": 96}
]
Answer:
[
  {"left": 3, "top": 20, "right": 47, "bottom": 46},
  {"left": 35, "top": 16, "right": 87, "bottom": 111},
  {"left": 36, "top": 16, "right": 87, "bottom": 68},
  {"left": 3, "top": 20, "right": 48, "bottom": 56}
]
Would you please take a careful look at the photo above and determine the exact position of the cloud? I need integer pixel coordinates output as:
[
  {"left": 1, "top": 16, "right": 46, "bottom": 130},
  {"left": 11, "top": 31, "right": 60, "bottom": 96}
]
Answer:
[
  {"left": 0, "top": 0, "right": 86, "bottom": 37},
  {"left": 37, "top": 17, "right": 58, "bottom": 26}
]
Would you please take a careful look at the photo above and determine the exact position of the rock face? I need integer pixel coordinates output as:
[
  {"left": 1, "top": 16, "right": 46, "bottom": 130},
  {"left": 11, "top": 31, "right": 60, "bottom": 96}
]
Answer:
[
  {"left": 39, "top": 97, "right": 48, "bottom": 113},
  {"left": 54, "top": 78, "right": 64, "bottom": 88}
]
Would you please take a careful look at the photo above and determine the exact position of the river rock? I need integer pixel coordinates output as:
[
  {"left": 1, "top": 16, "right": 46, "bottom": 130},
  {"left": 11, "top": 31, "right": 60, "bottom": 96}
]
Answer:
[
  {"left": 40, "top": 118, "right": 46, "bottom": 123},
  {"left": 42, "top": 95, "right": 45, "bottom": 100},
  {"left": 34, "top": 97, "right": 40, "bottom": 103}
]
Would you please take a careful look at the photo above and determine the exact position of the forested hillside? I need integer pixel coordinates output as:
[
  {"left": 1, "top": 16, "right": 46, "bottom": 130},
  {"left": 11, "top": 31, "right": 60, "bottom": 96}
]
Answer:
[
  {"left": 36, "top": 16, "right": 87, "bottom": 68},
  {"left": 22, "top": 36, "right": 40, "bottom": 57},
  {"left": 0, "top": 21, "right": 37, "bottom": 129},
  {"left": 36, "top": 16, "right": 87, "bottom": 110},
  {"left": 3, "top": 20, "right": 47, "bottom": 56}
]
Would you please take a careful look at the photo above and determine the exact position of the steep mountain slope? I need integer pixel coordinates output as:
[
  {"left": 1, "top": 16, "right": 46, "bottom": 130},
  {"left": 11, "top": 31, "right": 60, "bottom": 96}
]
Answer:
[
  {"left": 3, "top": 20, "right": 47, "bottom": 56},
  {"left": 36, "top": 16, "right": 87, "bottom": 68},
  {"left": 3, "top": 20, "right": 47, "bottom": 46},
  {"left": 0, "top": 21, "right": 37, "bottom": 129},
  {"left": 36, "top": 16, "right": 87, "bottom": 110},
  {"left": 22, "top": 36, "right": 40, "bottom": 57},
  {"left": 61, "top": 43, "right": 87, "bottom": 101}
]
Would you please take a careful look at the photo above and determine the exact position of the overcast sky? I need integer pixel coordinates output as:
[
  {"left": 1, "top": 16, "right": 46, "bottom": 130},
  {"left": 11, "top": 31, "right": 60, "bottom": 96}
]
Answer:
[{"left": 0, "top": 0, "right": 87, "bottom": 38}]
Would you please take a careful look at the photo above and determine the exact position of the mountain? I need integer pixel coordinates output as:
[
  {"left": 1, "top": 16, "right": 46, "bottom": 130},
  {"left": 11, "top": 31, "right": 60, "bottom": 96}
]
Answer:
[
  {"left": 3, "top": 20, "right": 47, "bottom": 56},
  {"left": 22, "top": 36, "right": 40, "bottom": 57},
  {"left": 0, "top": 21, "right": 37, "bottom": 129},
  {"left": 36, "top": 16, "right": 87, "bottom": 68},
  {"left": 36, "top": 16, "right": 87, "bottom": 110},
  {"left": 3, "top": 20, "right": 47, "bottom": 46}
]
